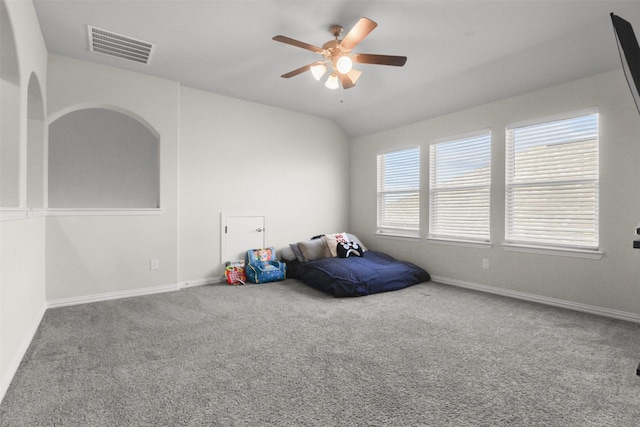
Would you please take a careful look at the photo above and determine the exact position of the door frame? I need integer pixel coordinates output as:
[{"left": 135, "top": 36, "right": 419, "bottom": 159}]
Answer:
[{"left": 220, "top": 211, "right": 268, "bottom": 275}]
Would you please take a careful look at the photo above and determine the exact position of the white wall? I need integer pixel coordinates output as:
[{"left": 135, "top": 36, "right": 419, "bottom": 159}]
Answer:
[
  {"left": 0, "top": 0, "right": 48, "bottom": 402},
  {"left": 45, "top": 55, "right": 180, "bottom": 302},
  {"left": 178, "top": 87, "right": 350, "bottom": 283},
  {"left": 350, "top": 70, "right": 640, "bottom": 316},
  {"left": 42, "top": 56, "right": 350, "bottom": 300}
]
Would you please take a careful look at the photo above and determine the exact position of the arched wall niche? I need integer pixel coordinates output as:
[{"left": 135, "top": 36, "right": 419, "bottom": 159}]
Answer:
[
  {"left": 1, "top": 0, "right": 21, "bottom": 208},
  {"left": 48, "top": 105, "right": 160, "bottom": 209},
  {"left": 27, "top": 72, "right": 45, "bottom": 209},
  {"left": 48, "top": 104, "right": 161, "bottom": 139},
  {"left": 0, "top": 0, "right": 19, "bottom": 85}
]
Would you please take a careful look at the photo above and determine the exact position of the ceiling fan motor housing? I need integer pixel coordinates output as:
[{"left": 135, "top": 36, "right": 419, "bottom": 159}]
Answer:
[
  {"left": 329, "top": 24, "right": 343, "bottom": 38},
  {"left": 322, "top": 39, "right": 352, "bottom": 74}
]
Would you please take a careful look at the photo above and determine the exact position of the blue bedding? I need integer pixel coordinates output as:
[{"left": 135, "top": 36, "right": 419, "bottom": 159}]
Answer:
[{"left": 291, "top": 250, "right": 430, "bottom": 297}]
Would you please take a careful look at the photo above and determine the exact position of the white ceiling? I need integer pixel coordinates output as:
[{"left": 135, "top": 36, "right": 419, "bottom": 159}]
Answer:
[{"left": 32, "top": 0, "right": 640, "bottom": 138}]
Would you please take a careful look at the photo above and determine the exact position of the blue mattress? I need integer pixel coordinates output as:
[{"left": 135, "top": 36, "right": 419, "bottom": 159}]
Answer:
[{"left": 291, "top": 250, "right": 430, "bottom": 297}]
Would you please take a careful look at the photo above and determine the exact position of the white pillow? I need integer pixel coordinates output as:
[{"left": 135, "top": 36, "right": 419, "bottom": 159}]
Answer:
[{"left": 322, "top": 232, "right": 349, "bottom": 257}]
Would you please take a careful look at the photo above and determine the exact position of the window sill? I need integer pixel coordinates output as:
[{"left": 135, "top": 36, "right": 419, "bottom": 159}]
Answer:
[
  {"left": 2, "top": 208, "right": 163, "bottom": 221},
  {"left": 0, "top": 208, "right": 49, "bottom": 221},
  {"left": 0, "top": 208, "right": 28, "bottom": 221},
  {"left": 502, "top": 242, "right": 603, "bottom": 259},
  {"left": 375, "top": 230, "right": 420, "bottom": 241},
  {"left": 47, "top": 208, "right": 162, "bottom": 217},
  {"left": 427, "top": 237, "right": 493, "bottom": 249}
]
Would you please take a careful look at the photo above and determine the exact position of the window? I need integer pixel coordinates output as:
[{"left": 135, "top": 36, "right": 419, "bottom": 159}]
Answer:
[
  {"left": 505, "top": 111, "right": 599, "bottom": 250},
  {"left": 429, "top": 131, "right": 491, "bottom": 242},
  {"left": 377, "top": 147, "right": 420, "bottom": 237}
]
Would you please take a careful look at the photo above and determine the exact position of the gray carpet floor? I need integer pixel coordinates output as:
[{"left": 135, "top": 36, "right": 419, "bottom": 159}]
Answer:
[{"left": 2, "top": 280, "right": 640, "bottom": 426}]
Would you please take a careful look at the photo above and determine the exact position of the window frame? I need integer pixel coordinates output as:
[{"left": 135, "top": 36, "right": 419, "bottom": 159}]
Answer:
[
  {"left": 376, "top": 146, "right": 421, "bottom": 238},
  {"left": 504, "top": 109, "right": 600, "bottom": 254},
  {"left": 428, "top": 129, "right": 492, "bottom": 244}
]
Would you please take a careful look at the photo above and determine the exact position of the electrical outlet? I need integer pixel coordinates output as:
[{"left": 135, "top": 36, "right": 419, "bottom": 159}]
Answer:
[
  {"left": 482, "top": 258, "right": 490, "bottom": 269},
  {"left": 150, "top": 259, "right": 159, "bottom": 270}
]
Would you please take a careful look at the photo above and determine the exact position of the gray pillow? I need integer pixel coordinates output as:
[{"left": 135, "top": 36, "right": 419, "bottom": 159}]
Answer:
[
  {"left": 289, "top": 243, "right": 305, "bottom": 262},
  {"left": 280, "top": 246, "right": 297, "bottom": 262},
  {"left": 297, "top": 238, "right": 331, "bottom": 262}
]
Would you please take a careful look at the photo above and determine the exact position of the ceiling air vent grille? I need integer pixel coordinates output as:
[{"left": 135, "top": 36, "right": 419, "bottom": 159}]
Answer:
[{"left": 88, "top": 25, "right": 155, "bottom": 65}]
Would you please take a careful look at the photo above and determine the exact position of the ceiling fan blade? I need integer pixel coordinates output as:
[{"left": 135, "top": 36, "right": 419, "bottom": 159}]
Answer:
[
  {"left": 339, "top": 69, "right": 362, "bottom": 89},
  {"left": 272, "top": 35, "right": 324, "bottom": 53},
  {"left": 352, "top": 53, "right": 407, "bottom": 67},
  {"left": 340, "top": 17, "right": 377, "bottom": 50},
  {"left": 280, "top": 61, "right": 324, "bottom": 78},
  {"left": 339, "top": 74, "right": 356, "bottom": 89}
]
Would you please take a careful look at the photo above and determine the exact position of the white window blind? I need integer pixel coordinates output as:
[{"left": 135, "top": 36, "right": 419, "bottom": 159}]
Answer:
[
  {"left": 429, "top": 131, "right": 491, "bottom": 241},
  {"left": 505, "top": 112, "right": 599, "bottom": 249},
  {"left": 377, "top": 147, "right": 420, "bottom": 236}
]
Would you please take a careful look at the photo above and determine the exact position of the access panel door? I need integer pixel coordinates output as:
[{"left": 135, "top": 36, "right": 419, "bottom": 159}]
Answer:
[{"left": 221, "top": 212, "right": 267, "bottom": 272}]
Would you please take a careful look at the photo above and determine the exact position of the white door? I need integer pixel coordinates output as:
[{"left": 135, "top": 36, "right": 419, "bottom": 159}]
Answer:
[{"left": 221, "top": 212, "right": 267, "bottom": 271}]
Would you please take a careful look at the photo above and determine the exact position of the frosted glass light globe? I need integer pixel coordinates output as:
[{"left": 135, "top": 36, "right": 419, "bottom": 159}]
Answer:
[{"left": 336, "top": 56, "right": 353, "bottom": 74}]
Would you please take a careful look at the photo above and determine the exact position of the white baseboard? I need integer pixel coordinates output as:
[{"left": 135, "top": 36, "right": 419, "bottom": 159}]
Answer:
[
  {"left": 47, "top": 283, "right": 180, "bottom": 309},
  {"left": 0, "top": 302, "right": 47, "bottom": 404},
  {"left": 179, "top": 276, "right": 222, "bottom": 288},
  {"left": 432, "top": 275, "right": 640, "bottom": 324},
  {"left": 46, "top": 277, "right": 225, "bottom": 309}
]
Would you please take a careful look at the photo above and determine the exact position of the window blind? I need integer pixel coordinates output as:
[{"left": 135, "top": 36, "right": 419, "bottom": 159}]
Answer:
[
  {"left": 377, "top": 147, "right": 420, "bottom": 235},
  {"left": 505, "top": 112, "right": 599, "bottom": 249},
  {"left": 429, "top": 132, "right": 491, "bottom": 241}
]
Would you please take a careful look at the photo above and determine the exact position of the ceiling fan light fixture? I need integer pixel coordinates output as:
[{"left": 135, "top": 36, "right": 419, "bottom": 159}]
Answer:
[
  {"left": 325, "top": 73, "right": 339, "bottom": 89},
  {"left": 336, "top": 55, "right": 353, "bottom": 74},
  {"left": 273, "top": 17, "right": 406, "bottom": 90},
  {"left": 310, "top": 63, "right": 327, "bottom": 81}
]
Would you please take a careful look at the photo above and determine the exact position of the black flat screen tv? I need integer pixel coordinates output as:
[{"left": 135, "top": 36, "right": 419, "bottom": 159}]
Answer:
[{"left": 611, "top": 13, "right": 640, "bottom": 115}]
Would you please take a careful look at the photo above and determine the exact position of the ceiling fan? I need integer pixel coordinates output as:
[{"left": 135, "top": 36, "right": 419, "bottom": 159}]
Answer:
[{"left": 273, "top": 17, "right": 407, "bottom": 90}]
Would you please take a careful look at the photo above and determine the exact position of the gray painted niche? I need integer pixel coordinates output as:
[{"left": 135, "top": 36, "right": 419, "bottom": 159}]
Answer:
[{"left": 48, "top": 108, "right": 160, "bottom": 208}]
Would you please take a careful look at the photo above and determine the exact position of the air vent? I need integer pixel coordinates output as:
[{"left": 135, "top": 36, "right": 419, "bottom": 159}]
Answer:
[{"left": 88, "top": 25, "right": 155, "bottom": 65}]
